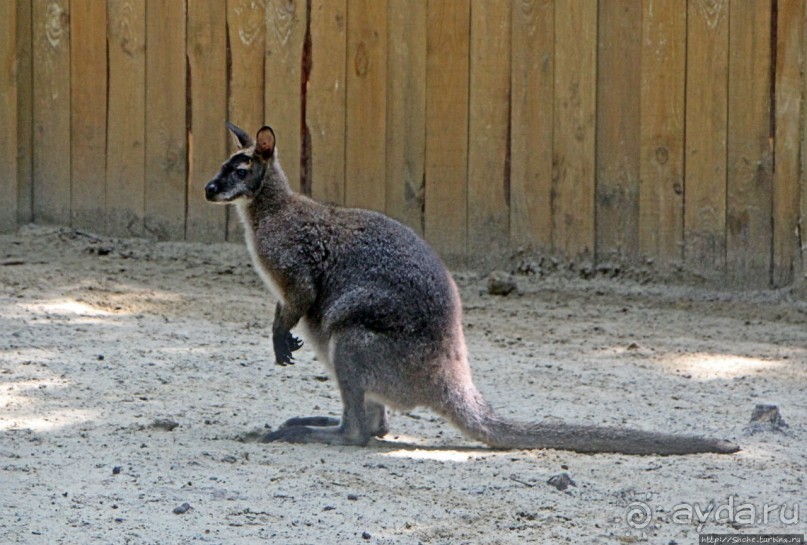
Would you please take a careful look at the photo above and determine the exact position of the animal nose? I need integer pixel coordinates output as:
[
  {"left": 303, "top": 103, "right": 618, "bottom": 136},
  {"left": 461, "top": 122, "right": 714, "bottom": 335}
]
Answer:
[{"left": 204, "top": 180, "right": 219, "bottom": 201}]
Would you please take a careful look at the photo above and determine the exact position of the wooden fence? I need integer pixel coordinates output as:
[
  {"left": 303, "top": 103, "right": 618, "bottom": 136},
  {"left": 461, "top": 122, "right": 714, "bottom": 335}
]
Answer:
[{"left": 1, "top": 0, "right": 806, "bottom": 287}]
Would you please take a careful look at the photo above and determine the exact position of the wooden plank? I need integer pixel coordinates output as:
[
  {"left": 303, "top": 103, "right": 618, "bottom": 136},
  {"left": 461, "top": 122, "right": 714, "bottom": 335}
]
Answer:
[
  {"left": 227, "top": 0, "right": 265, "bottom": 130},
  {"left": 345, "top": 0, "right": 387, "bottom": 211},
  {"left": 467, "top": 0, "right": 511, "bottom": 262},
  {"left": 16, "top": 0, "right": 34, "bottom": 226},
  {"left": 510, "top": 0, "right": 553, "bottom": 249},
  {"left": 226, "top": 0, "right": 265, "bottom": 239},
  {"left": 595, "top": 0, "right": 641, "bottom": 264},
  {"left": 684, "top": 0, "right": 729, "bottom": 278},
  {"left": 265, "top": 0, "right": 306, "bottom": 192},
  {"left": 773, "top": 0, "right": 805, "bottom": 287},
  {"left": 107, "top": 0, "right": 146, "bottom": 238},
  {"left": 726, "top": 0, "right": 772, "bottom": 288},
  {"left": 385, "top": 0, "right": 426, "bottom": 235},
  {"left": 552, "top": 0, "right": 597, "bottom": 260},
  {"left": 0, "top": 1, "right": 18, "bottom": 232},
  {"left": 32, "top": 0, "right": 71, "bottom": 226},
  {"left": 70, "top": 0, "right": 107, "bottom": 233},
  {"left": 187, "top": 0, "right": 227, "bottom": 242},
  {"left": 638, "top": 0, "right": 685, "bottom": 266},
  {"left": 425, "top": 0, "right": 469, "bottom": 262},
  {"left": 802, "top": 6, "right": 807, "bottom": 286},
  {"left": 307, "top": 0, "right": 346, "bottom": 205},
  {"left": 144, "top": 0, "right": 187, "bottom": 241}
]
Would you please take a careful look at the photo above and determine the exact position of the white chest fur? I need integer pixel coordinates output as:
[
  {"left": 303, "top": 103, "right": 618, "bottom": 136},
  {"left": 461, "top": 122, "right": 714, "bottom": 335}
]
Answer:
[{"left": 236, "top": 201, "right": 285, "bottom": 303}]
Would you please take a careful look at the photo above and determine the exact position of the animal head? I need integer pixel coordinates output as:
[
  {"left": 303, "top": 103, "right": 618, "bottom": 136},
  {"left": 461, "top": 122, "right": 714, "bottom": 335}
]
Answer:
[{"left": 204, "top": 123, "right": 276, "bottom": 203}]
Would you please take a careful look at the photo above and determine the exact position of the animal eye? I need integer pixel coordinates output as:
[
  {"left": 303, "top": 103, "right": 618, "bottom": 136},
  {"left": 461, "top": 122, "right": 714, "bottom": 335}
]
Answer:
[{"left": 235, "top": 168, "right": 248, "bottom": 179}]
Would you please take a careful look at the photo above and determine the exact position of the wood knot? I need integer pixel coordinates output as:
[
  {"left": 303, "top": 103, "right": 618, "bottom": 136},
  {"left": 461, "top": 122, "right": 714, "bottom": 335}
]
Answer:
[
  {"left": 655, "top": 146, "right": 669, "bottom": 165},
  {"left": 354, "top": 43, "right": 369, "bottom": 77}
]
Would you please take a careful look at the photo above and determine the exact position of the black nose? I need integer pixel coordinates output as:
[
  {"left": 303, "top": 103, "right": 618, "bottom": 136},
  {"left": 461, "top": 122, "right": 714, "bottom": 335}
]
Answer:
[{"left": 205, "top": 180, "right": 219, "bottom": 201}]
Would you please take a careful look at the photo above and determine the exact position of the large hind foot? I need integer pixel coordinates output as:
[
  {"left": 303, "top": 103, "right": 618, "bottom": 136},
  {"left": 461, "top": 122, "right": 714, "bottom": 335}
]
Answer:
[
  {"left": 280, "top": 416, "right": 340, "bottom": 428},
  {"left": 262, "top": 424, "right": 369, "bottom": 445},
  {"left": 274, "top": 401, "right": 389, "bottom": 438},
  {"left": 263, "top": 405, "right": 389, "bottom": 445}
]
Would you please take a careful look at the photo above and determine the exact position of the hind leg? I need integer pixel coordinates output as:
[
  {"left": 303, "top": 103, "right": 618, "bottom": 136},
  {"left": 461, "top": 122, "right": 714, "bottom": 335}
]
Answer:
[
  {"left": 277, "top": 401, "right": 388, "bottom": 437},
  {"left": 365, "top": 400, "right": 389, "bottom": 438},
  {"left": 263, "top": 331, "right": 380, "bottom": 445},
  {"left": 263, "top": 380, "right": 370, "bottom": 445}
]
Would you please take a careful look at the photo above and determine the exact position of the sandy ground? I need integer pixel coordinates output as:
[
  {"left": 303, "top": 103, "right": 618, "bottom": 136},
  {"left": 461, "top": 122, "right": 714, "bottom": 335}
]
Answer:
[{"left": 1, "top": 225, "right": 805, "bottom": 544}]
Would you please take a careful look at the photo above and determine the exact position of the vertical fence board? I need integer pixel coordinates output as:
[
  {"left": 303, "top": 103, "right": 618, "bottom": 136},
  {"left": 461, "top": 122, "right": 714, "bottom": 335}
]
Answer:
[
  {"left": 385, "top": 0, "right": 426, "bottom": 235},
  {"left": 16, "top": 1, "right": 33, "bottom": 226},
  {"left": 145, "top": 0, "right": 187, "bottom": 240},
  {"left": 265, "top": 0, "right": 305, "bottom": 192},
  {"left": 596, "top": 0, "right": 641, "bottom": 264},
  {"left": 345, "top": 0, "right": 387, "bottom": 211},
  {"left": 307, "top": 0, "right": 346, "bottom": 205},
  {"left": 726, "top": 0, "right": 772, "bottom": 288},
  {"left": 226, "top": 0, "right": 265, "bottom": 239},
  {"left": 227, "top": 0, "right": 265, "bottom": 131},
  {"left": 0, "top": 1, "right": 17, "bottom": 233},
  {"left": 70, "top": 0, "right": 107, "bottom": 232},
  {"left": 32, "top": 0, "right": 71, "bottom": 226},
  {"left": 684, "top": 0, "right": 729, "bottom": 278},
  {"left": 107, "top": 0, "right": 146, "bottom": 237},
  {"left": 773, "top": 0, "right": 805, "bottom": 287},
  {"left": 553, "top": 0, "right": 597, "bottom": 259},
  {"left": 425, "top": 0, "right": 469, "bottom": 261},
  {"left": 187, "top": 0, "right": 227, "bottom": 242},
  {"left": 467, "top": 0, "right": 511, "bottom": 260},
  {"left": 510, "top": 0, "right": 553, "bottom": 249},
  {"left": 639, "top": 0, "right": 685, "bottom": 266},
  {"left": 802, "top": 12, "right": 807, "bottom": 285}
]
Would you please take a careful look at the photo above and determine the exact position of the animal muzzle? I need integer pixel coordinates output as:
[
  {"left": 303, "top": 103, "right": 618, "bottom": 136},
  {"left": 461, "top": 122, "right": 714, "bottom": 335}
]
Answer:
[{"left": 205, "top": 180, "right": 222, "bottom": 202}]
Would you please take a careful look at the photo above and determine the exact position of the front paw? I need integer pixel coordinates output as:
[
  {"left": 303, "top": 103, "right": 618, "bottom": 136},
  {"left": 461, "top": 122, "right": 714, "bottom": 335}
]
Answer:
[{"left": 273, "top": 330, "right": 303, "bottom": 366}]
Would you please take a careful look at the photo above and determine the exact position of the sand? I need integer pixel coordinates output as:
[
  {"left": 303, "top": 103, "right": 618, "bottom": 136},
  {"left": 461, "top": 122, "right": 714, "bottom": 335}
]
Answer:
[{"left": 1, "top": 226, "right": 804, "bottom": 544}]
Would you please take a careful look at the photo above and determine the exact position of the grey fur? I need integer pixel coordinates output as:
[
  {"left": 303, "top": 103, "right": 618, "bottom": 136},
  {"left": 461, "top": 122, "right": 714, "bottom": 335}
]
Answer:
[{"left": 204, "top": 124, "right": 740, "bottom": 455}]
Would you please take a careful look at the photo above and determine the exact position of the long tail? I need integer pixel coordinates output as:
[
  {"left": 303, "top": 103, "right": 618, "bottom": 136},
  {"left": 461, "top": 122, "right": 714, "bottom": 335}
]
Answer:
[{"left": 441, "top": 386, "right": 739, "bottom": 455}]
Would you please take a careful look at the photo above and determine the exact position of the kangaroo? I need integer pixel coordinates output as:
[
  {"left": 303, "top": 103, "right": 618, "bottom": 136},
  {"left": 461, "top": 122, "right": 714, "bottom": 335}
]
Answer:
[{"left": 204, "top": 123, "right": 739, "bottom": 455}]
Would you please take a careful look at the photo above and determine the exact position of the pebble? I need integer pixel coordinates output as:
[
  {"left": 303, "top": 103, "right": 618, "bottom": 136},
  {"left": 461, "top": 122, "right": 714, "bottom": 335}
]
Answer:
[
  {"left": 547, "top": 472, "right": 576, "bottom": 491},
  {"left": 487, "top": 271, "right": 518, "bottom": 296},
  {"left": 173, "top": 502, "right": 192, "bottom": 515}
]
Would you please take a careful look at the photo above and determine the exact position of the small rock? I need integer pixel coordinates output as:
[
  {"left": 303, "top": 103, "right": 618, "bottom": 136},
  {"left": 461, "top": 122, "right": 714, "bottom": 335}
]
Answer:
[
  {"left": 487, "top": 270, "right": 518, "bottom": 296},
  {"left": 173, "top": 502, "right": 192, "bottom": 515},
  {"left": 150, "top": 419, "right": 179, "bottom": 432},
  {"left": 362, "top": 532, "right": 372, "bottom": 540},
  {"left": 112, "top": 466, "right": 122, "bottom": 475},
  {"left": 347, "top": 494, "right": 359, "bottom": 501},
  {"left": 547, "top": 472, "right": 576, "bottom": 491},
  {"left": 744, "top": 404, "right": 788, "bottom": 435}
]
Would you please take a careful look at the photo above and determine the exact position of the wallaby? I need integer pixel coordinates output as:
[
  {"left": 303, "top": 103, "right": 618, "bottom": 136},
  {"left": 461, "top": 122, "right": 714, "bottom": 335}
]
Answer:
[{"left": 204, "top": 123, "right": 739, "bottom": 455}]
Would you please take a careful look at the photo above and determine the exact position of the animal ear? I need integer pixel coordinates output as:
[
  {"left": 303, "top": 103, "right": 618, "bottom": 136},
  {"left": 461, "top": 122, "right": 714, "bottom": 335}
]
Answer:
[
  {"left": 255, "top": 126, "right": 276, "bottom": 160},
  {"left": 226, "top": 122, "right": 253, "bottom": 149}
]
